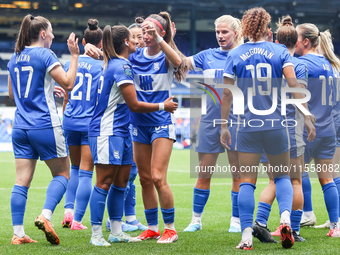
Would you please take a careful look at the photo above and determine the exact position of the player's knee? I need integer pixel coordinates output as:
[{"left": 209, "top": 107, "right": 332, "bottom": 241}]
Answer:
[
  {"left": 139, "top": 174, "right": 153, "bottom": 188},
  {"left": 152, "top": 175, "right": 166, "bottom": 189}
]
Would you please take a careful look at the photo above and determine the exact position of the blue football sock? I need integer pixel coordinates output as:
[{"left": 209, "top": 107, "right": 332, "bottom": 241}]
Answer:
[
  {"left": 333, "top": 177, "right": 340, "bottom": 217},
  {"left": 231, "top": 191, "right": 239, "bottom": 218},
  {"left": 90, "top": 186, "right": 108, "bottom": 225},
  {"left": 107, "top": 185, "right": 126, "bottom": 221},
  {"left": 161, "top": 207, "right": 175, "bottom": 224},
  {"left": 64, "top": 165, "right": 79, "bottom": 209},
  {"left": 238, "top": 183, "right": 256, "bottom": 231},
  {"left": 145, "top": 207, "right": 158, "bottom": 226},
  {"left": 124, "top": 171, "right": 137, "bottom": 200},
  {"left": 322, "top": 182, "right": 339, "bottom": 223},
  {"left": 274, "top": 175, "right": 293, "bottom": 215},
  {"left": 11, "top": 185, "right": 28, "bottom": 225},
  {"left": 43, "top": 175, "right": 68, "bottom": 212},
  {"left": 125, "top": 182, "right": 136, "bottom": 216},
  {"left": 193, "top": 187, "right": 210, "bottom": 214},
  {"left": 302, "top": 171, "right": 313, "bottom": 212},
  {"left": 73, "top": 170, "right": 93, "bottom": 222},
  {"left": 291, "top": 210, "right": 303, "bottom": 232},
  {"left": 255, "top": 202, "right": 271, "bottom": 226}
]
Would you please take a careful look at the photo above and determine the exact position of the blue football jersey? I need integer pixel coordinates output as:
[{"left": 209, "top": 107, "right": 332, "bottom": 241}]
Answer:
[
  {"left": 190, "top": 47, "right": 237, "bottom": 123},
  {"left": 63, "top": 56, "right": 103, "bottom": 132},
  {"left": 299, "top": 54, "right": 336, "bottom": 137},
  {"left": 7, "top": 46, "right": 61, "bottom": 129},
  {"left": 332, "top": 70, "right": 340, "bottom": 128},
  {"left": 285, "top": 57, "right": 308, "bottom": 124},
  {"left": 223, "top": 41, "right": 293, "bottom": 132},
  {"left": 88, "top": 58, "right": 133, "bottom": 137},
  {"left": 129, "top": 47, "right": 175, "bottom": 126}
]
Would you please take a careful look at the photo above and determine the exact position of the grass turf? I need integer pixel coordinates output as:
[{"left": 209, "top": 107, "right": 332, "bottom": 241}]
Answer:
[{"left": 0, "top": 150, "right": 336, "bottom": 254}]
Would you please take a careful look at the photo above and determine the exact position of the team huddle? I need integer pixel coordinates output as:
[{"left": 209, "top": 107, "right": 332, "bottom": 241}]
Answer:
[{"left": 6, "top": 6, "right": 340, "bottom": 251}]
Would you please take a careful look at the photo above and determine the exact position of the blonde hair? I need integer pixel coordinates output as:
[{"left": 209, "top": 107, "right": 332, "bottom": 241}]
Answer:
[
  {"left": 297, "top": 23, "right": 340, "bottom": 72},
  {"left": 214, "top": 15, "right": 243, "bottom": 47}
]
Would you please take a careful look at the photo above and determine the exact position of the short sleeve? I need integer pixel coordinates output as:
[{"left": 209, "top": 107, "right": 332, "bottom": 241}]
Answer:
[
  {"left": 295, "top": 61, "right": 308, "bottom": 87},
  {"left": 191, "top": 50, "right": 208, "bottom": 71},
  {"left": 7, "top": 53, "right": 15, "bottom": 72},
  {"left": 42, "top": 49, "right": 61, "bottom": 72},
  {"left": 223, "top": 54, "right": 236, "bottom": 80},
  {"left": 115, "top": 62, "right": 134, "bottom": 87},
  {"left": 281, "top": 48, "right": 294, "bottom": 69}
]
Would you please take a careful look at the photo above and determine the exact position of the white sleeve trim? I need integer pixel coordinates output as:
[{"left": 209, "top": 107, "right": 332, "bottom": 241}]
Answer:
[
  {"left": 117, "top": 80, "right": 133, "bottom": 87},
  {"left": 223, "top": 73, "right": 236, "bottom": 80},
  {"left": 47, "top": 62, "right": 61, "bottom": 72},
  {"left": 283, "top": 62, "right": 294, "bottom": 69},
  {"left": 190, "top": 56, "right": 202, "bottom": 71},
  {"left": 297, "top": 79, "right": 308, "bottom": 87}
]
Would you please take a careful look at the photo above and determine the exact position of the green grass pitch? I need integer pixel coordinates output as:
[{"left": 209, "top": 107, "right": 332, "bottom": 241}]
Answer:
[{"left": 0, "top": 150, "right": 337, "bottom": 254}]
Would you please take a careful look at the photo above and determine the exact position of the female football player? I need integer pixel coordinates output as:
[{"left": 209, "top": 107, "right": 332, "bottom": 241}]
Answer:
[
  {"left": 8, "top": 14, "right": 79, "bottom": 245},
  {"left": 129, "top": 11, "right": 188, "bottom": 243},
  {"left": 61, "top": 19, "right": 103, "bottom": 230},
  {"left": 253, "top": 15, "right": 310, "bottom": 243},
  {"left": 295, "top": 23, "right": 340, "bottom": 237},
  {"left": 221, "top": 7, "right": 315, "bottom": 249},
  {"left": 88, "top": 24, "right": 178, "bottom": 246},
  {"left": 182, "top": 15, "right": 243, "bottom": 233}
]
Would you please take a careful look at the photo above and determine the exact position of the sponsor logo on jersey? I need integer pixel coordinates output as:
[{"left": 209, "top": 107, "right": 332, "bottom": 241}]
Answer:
[
  {"left": 154, "top": 62, "right": 160, "bottom": 70},
  {"left": 139, "top": 75, "right": 154, "bottom": 91}
]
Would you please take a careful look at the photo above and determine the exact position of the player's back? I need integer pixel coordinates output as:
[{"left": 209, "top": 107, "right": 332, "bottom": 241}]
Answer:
[
  {"left": 299, "top": 54, "right": 335, "bottom": 137},
  {"left": 7, "top": 46, "right": 61, "bottom": 129},
  {"left": 63, "top": 56, "right": 103, "bottom": 132},
  {"left": 224, "top": 41, "right": 292, "bottom": 131}
]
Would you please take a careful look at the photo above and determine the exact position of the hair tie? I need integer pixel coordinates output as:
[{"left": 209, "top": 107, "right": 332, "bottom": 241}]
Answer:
[
  {"left": 30, "top": 16, "right": 34, "bottom": 20},
  {"left": 145, "top": 17, "right": 165, "bottom": 32},
  {"left": 318, "top": 32, "right": 320, "bottom": 37}
]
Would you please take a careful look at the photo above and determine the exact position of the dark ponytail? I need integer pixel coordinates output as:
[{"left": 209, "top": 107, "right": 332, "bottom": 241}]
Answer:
[
  {"left": 128, "top": 16, "right": 144, "bottom": 30},
  {"left": 102, "top": 25, "right": 130, "bottom": 70},
  {"left": 15, "top": 14, "right": 50, "bottom": 54},
  {"left": 147, "top": 12, "right": 188, "bottom": 82},
  {"left": 276, "top": 15, "right": 297, "bottom": 49},
  {"left": 84, "top": 19, "right": 103, "bottom": 47}
]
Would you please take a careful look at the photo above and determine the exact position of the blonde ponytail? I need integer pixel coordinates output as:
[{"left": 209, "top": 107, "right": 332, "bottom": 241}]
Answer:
[{"left": 319, "top": 30, "right": 340, "bottom": 72}]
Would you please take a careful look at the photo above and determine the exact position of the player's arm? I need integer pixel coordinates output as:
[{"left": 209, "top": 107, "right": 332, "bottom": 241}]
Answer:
[
  {"left": 50, "top": 33, "right": 79, "bottom": 91},
  {"left": 62, "top": 91, "right": 69, "bottom": 113},
  {"left": 8, "top": 75, "right": 13, "bottom": 99},
  {"left": 283, "top": 65, "right": 315, "bottom": 141},
  {"left": 142, "top": 23, "right": 181, "bottom": 68},
  {"left": 120, "top": 83, "right": 178, "bottom": 113},
  {"left": 185, "top": 57, "right": 193, "bottom": 70},
  {"left": 220, "top": 77, "right": 234, "bottom": 149},
  {"left": 84, "top": 43, "right": 103, "bottom": 60}
]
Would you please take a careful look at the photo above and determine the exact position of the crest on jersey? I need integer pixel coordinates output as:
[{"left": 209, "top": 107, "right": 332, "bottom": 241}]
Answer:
[
  {"left": 123, "top": 64, "right": 132, "bottom": 77},
  {"left": 133, "top": 127, "right": 138, "bottom": 136},
  {"left": 114, "top": 150, "right": 120, "bottom": 159},
  {"left": 154, "top": 62, "right": 160, "bottom": 70}
]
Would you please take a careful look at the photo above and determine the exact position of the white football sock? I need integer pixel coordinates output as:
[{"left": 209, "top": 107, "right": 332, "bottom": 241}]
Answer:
[{"left": 13, "top": 225, "right": 25, "bottom": 238}]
